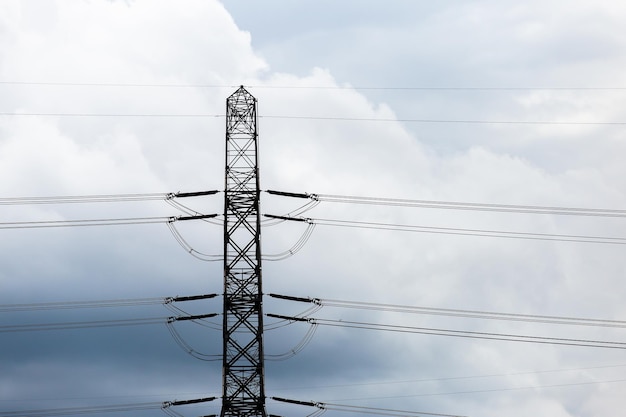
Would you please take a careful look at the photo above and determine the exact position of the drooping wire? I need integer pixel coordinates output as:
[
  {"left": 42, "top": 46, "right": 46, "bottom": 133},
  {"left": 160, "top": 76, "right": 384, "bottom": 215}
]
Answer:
[
  {"left": 161, "top": 406, "right": 186, "bottom": 417},
  {"left": 265, "top": 303, "right": 323, "bottom": 331},
  {"left": 163, "top": 302, "right": 221, "bottom": 331},
  {"left": 165, "top": 320, "right": 221, "bottom": 362},
  {"left": 166, "top": 221, "right": 222, "bottom": 261},
  {"left": 165, "top": 198, "right": 223, "bottom": 226},
  {"left": 165, "top": 198, "right": 202, "bottom": 216},
  {"left": 263, "top": 223, "right": 317, "bottom": 261},
  {"left": 262, "top": 199, "right": 320, "bottom": 226},
  {"left": 265, "top": 323, "right": 319, "bottom": 361},
  {"left": 305, "top": 408, "right": 327, "bottom": 417}
]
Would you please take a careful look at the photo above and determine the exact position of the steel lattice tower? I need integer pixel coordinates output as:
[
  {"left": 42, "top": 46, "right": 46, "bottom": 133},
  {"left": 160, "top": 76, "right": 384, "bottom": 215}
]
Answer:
[{"left": 221, "top": 86, "right": 267, "bottom": 417}]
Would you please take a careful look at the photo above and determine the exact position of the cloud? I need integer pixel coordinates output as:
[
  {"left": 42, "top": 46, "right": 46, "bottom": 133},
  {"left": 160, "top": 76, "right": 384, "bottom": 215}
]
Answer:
[{"left": 1, "top": 1, "right": 626, "bottom": 416}]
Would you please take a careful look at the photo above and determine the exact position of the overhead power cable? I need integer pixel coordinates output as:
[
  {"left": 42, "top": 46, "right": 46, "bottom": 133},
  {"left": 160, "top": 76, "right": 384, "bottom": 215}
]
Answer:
[
  {"left": 0, "top": 297, "right": 163, "bottom": 312},
  {"left": 0, "top": 397, "right": 216, "bottom": 417},
  {"left": 2, "top": 111, "right": 626, "bottom": 125},
  {"left": 271, "top": 397, "right": 466, "bottom": 417},
  {"left": 324, "top": 379, "right": 626, "bottom": 402},
  {"left": 0, "top": 192, "right": 165, "bottom": 205},
  {"left": 0, "top": 401, "right": 163, "bottom": 417},
  {"left": 266, "top": 190, "right": 626, "bottom": 219},
  {"left": 166, "top": 320, "right": 221, "bottom": 362},
  {"left": 321, "top": 402, "right": 468, "bottom": 417},
  {"left": 0, "top": 213, "right": 217, "bottom": 230},
  {"left": 0, "top": 313, "right": 217, "bottom": 333},
  {"left": 3, "top": 80, "right": 626, "bottom": 91},
  {"left": 269, "top": 362, "right": 626, "bottom": 392},
  {"left": 275, "top": 315, "right": 626, "bottom": 350},
  {"left": 0, "top": 317, "right": 165, "bottom": 333},
  {"left": 261, "top": 115, "right": 626, "bottom": 126},
  {"left": 0, "top": 293, "right": 216, "bottom": 313},
  {"left": 318, "top": 193, "right": 626, "bottom": 218},
  {"left": 0, "top": 190, "right": 218, "bottom": 206},
  {"left": 166, "top": 220, "right": 222, "bottom": 262},
  {"left": 0, "top": 216, "right": 170, "bottom": 229},
  {"left": 268, "top": 294, "right": 626, "bottom": 329},
  {"left": 290, "top": 216, "right": 626, "bottom": 245}
]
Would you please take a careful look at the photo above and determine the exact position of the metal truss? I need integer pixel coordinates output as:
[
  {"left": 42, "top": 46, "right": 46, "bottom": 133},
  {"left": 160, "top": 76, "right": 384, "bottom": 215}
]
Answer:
[{"left": 221, "top": 86, "right": 267, "bottom": 417}]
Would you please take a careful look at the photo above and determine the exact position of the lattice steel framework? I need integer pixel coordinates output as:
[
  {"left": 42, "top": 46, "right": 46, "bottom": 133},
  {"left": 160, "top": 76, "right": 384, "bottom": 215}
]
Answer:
[{"left": 221, "top": 86, "right": 267, "bottom": 417}]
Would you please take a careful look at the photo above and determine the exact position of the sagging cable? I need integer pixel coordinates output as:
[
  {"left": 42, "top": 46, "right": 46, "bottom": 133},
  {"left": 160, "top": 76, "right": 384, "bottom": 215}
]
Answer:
[
  {"left": 266, "top": 322, "right": 319, "bottom": 361},
  {"left": 166, "top": 220, "right": 222, "bottom": 261},
  {"left": 264, "top": 222, "right": 317, "bottom": 261},
  {"left": 166, "top": 320, "right": 221, "bottom": 362}
]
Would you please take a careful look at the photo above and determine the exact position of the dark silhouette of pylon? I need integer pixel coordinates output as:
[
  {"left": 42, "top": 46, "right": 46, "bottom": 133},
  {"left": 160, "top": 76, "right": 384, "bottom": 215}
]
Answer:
[{"left": 220, "top": 86, "right": 267, "bottom": 417}]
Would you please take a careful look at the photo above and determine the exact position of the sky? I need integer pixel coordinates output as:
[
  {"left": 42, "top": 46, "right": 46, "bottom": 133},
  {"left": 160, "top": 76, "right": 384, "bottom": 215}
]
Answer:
[{"left": 1, "top": 1, "right": 626, "bottom": 416}]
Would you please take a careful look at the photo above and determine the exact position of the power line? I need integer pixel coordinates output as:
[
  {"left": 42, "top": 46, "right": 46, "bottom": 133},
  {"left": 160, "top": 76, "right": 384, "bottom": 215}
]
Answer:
[
  {"left": 269, "top": 294, "right": 626, "bottom": 329},
  {"left": 0, "top": 293, "right": 217, "bottom": 313},
  {"left": 0, "top": 297, "right": 164, "bottom": 312},
  {"left": 0, "top": 317, "right": 167, "bottom": 333},
  {"left": 295, "top": 192, "right": 626, "bottom": 218},
  {"left": 321, "top": 402, "right": 467, "bottom": 417},
  {"left": 0, "top": 402, "right": 163, "bottom": 417},
  {"left": 269, "top": 363, "right": 626, "bottom": 392},
  {"left": 0, "top": 397, "right": 217, "bottom": 417},
  {"left": 268, "top": 313, "right": 626, "bottom": 350},
  {"left": 0, "top": 213, "right": 217, "bottom": 230},
  {"left": 0, "top": 216, "right": 172, "bottom": 229},
  {"left": 0, "top": 313, "right": 217, "bottom": 333},
  {"left": 3, "top": 80, "right": 626, "bottom": 91},
  {"left": 307, "top": 317, "right": 626, "bottom": 350},
  {"left": 325, "top": 379, "right": 626, "bottom": 402},
  {"left": 0, "top": 190, "right": 218, "bottom": 206},
  {"left": 261, "top": 115, "right": 626, "bottom": 126},
  {"left": 271, "top": 397, "right": 467, "bottom": 417},
  {"left": 273, "top": 216, "right": 626, "bottom": 245},
  {"left": 0, "top": 111, "right": 222, "bottom": 118},
  {"left": 0, "top": 192, "right": 166, "bottom": 205},
  {"left": 3, "top": 111, "right": 626, "bottom": 125}
]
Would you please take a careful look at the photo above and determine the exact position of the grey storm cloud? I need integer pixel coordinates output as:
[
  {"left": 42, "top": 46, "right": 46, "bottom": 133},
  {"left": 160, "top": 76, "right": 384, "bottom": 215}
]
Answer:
[{"left": 2, "top": 1, "right": 626, "bottom": 417}]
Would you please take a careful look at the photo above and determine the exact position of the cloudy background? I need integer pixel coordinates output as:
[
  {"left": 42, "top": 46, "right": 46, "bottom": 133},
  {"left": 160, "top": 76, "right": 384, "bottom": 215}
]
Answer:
[{"left": 1, "top": 1, "right": 626, "bottom": 416}]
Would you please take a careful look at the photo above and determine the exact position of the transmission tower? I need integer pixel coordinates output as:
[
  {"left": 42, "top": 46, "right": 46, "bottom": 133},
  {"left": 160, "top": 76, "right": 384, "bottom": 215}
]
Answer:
[{"left": 221, "top": 86, "right": 267, "bottom": 417}]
